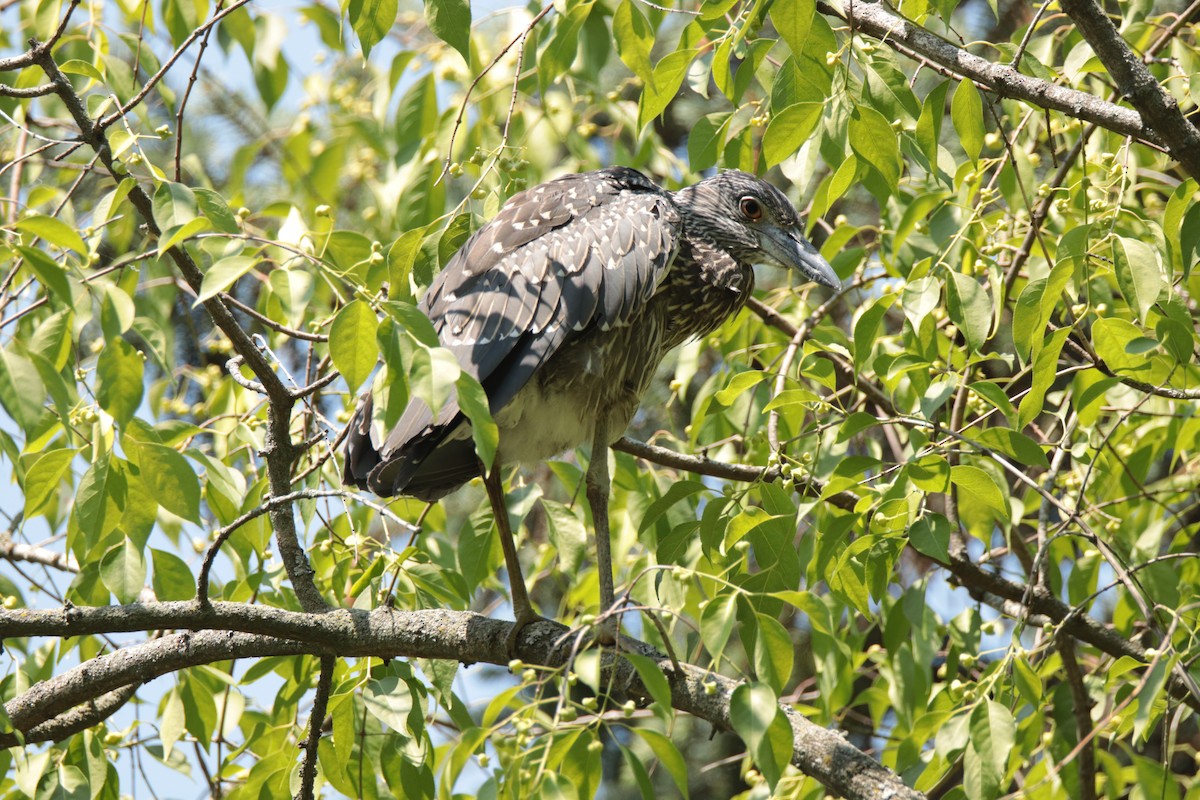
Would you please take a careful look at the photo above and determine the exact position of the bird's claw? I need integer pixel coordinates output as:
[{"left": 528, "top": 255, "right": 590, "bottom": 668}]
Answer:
[
  {"left": 594, "top": 615, "right": 618, "bottom": 647},
  {"left": 506, "top": 606, "right": 546, "bottom": 658}
]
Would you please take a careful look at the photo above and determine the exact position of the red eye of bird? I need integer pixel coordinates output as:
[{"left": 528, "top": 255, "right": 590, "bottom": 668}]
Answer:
[{"left": 739, "top": 196, "right": 763, "bottom": 221}]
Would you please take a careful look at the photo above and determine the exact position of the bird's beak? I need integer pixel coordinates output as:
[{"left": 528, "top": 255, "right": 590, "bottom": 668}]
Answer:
[{"left": 760, "top": 226, "right": 841, "bottom": 290}]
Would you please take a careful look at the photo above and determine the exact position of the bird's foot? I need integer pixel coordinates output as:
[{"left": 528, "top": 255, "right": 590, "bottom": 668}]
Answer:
[
  {"left": 594, "top": 615, "right": 619, "bottom": 648},
  {"left": 506, "top": 606, "right": 546, "bottom": 658}
]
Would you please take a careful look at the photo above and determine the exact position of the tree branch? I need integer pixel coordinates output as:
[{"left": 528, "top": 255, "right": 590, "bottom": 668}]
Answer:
[
  {"left": 830, "top": 1, "right": 1167, "bottom": 148},
  {"left": 613, "top": 436, "right": 859, "bottom": 511},
  {"left": 0, "top": 683, "right": 140, "bottom": 748},
  {"left": 1059, "top": 636, "right": 1098, "bottom": 800},
  {"left": 1059, "top": 0, "right": 1200, "bottom": 180},
  {"left": 296, "top": 655, "right": 333, "bottom": 800},
  {"left": 0, "top": 531, "right": 78, "bottom": 573},
  {"left": 0, "top": 602, "right": 922, "bottom": 800}
]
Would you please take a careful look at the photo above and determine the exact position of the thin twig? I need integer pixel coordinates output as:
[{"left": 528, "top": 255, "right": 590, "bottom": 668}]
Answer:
[
  {"left": 296, "top": 655, "right": 334, "bottom": 800},
  {"left": 440, "top": 4, "right": 555, "bottom": 183}
]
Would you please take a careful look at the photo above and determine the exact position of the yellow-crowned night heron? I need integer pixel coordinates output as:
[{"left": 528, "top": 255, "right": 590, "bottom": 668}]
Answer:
[{"left": 343, "top": 167, "right": 839, "bottom": 645}]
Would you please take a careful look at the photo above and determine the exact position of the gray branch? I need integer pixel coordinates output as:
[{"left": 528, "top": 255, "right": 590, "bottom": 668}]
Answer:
[
  {"left": 835, "top": 1, "right": 1167, "bottom": 148},
  {"left": 0, "top": 683, "right": 140, "bottom": 748},
  {"left": 0, "top": 532, "right": 78, "bottom": 573},
  {"left": 0, "top": 602, "right": 923, "bottom": 800},
  {"left": 1059, "top": 0, "right": 1200, "bottom": 179}
]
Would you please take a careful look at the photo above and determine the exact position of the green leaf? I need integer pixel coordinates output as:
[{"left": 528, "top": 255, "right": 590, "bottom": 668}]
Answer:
[
  {"left": 13, "top": 214, "right": 87, "bottom": 255},
  {"left": 196, "top": 255, "right": 257, "bottom": 304},
  {"left": 193, "top": 187, "right": 241, "bottom": 234},
  {"left": 730, "top": 682, "right": 779, "bottom": 780},
  {"left": 388, "top": 227, "right": 428, "bottom": 298},
  {"left": 1112, "top": 235, "right": 1164, "bottom": 321},
  {"left": 1133, "top": 655, "right": 1171, "bottom": 744},
  {"left": 95, "top": 338, "right": 144, "bottom": 429},
  {"left": 901, "top": 275, "right": 941, "bottom": 330},
  {"left": 423, "top": 0, "right": 470, "bottom": 63},
  {"left": 624, "top": 652, "right": 672, "bottom": 711},
  {"left": 151, "top": 548, "right": 196, "bottom": 601},
  {"left": 951, "top": 79, "right": 984, "bottom": 163},
  {"left": 160, "top": 687, "right": 186, "bottom": 759},
  {"left": 688, "top": 113, "right": 727, "bottom": 172},
  {"left": 753, "top": 613, "right": 794, "bottom": 695},
  {"left": 410, "top": 345, "right": 460, "bottom": 423},
  {"left": 950, "top": 465, "right": 1009, "bottom": 521},
  {"left": 437, "top": 213, "right": 473, "bottom": 268},
  {"left": 152, "top": 181, "right": 198, "bottom": 231},
  {"left": 180, "top": 674, "right": 217, "bottom": 745},
  {"left": 700, "top": 593, "right": 738, "bottom": 658},
  {"left": 455, "top": 371, "right": 497, "bottom": 467},
  {"left": 17, "top": 245, "right": 73, "bottom": 301},
  {"left": 762, "top": 102, "right": 823, "bottom": 167},
  {"left": 971, "top": 427, "right": 1049, "bottom": 469},
  {"left": 0, "top": 346, "right": 45, "bottom": 433},
  {"left": 854, "top": 294, "right": 894, "bottom": 371},
  {"left": 640, "top": 49, "right": 696, "bottom": 127},
  {"left": 908, "top": 454, "right": 950, "bottom": 492},
  {"left": 363, "top": 676, "right": 413, "bottom": 732},
  {"left": 72, "top": 455, "right": 126, "bottom": 549},
  {"left": 916, "top": 80, "right": 950, "bottom": 165},
  {"left": 382, "top": 301, "right": 440, "bottom": 347},
  {"left": 330, "top": 300, "right": 380, "bottom": 393},
  {"left": 772, "top": 0, "right": 816, "bottom": 56},
  {"left": 14, "top": 215, "right": 87, "bottom": 256},
  {"left": 634, "top": 729, "right": 689, "bottom": 799},
  {"left": 946, "top": 271, "right": 991, "bottom": 351},
  {"left": 967, "top": 700, "right": 1015, "bottom": 796},
  {"left": 24, "top": 448, "right": 78, "bottom": 520},
  {"left": 100, "top": 284, "right": 135, "bottom": 338},
  {"left": 848, "top": 104, "right": 900, "bottom": 192},
  {"left": 639, "top": 479, "right": 707, "bottom": 534},
  {"left": 1012, "top": 655, "right": 1042, "bottom": 705},
  {"left": 613, "top": 0, "right": 654, "bottom": 85},
  {"left": 158, "top": 217, "right": 213, "bottom": 255},
  {"left": 909, "top": 514, "right": 951, "bottom": 562},
  {"left": 59, "top": 58, "right": 105, "bottom": 82},
  {"left": 100, "top": 539, "right": 147, "bottom": 604},
  {"left": 1017, "top": 326, "right": 1069, "bottom": 429},
  {"left": 134, "top": 442, "right": 201, "bottom": 523},
  {"left": 348, "top": 0, "right": 397, "bottom": 57},
  {"left": 542, "top": 499, "right": 586, "bottom": 574},
  {"left": 1180, "top": 203, "right": 1200, "bottom": 280},
  {"left": 715, "top": 370, "right": 767, "bottom": 405},
  {"left": 864, "top": 54, "right": 921, "bottom": 123}
]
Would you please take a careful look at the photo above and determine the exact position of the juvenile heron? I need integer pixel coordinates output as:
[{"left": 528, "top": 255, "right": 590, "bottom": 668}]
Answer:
[{"left": 343, "top": 167, "right": 839, "bottom": 645}]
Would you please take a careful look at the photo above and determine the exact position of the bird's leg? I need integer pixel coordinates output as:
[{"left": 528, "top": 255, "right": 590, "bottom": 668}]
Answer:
[
  {"left": 586, "top": 418, "right": 618, "bottom": 645},
  {"left": 483, "top": 465, "right": 540, "bottom": 656}
]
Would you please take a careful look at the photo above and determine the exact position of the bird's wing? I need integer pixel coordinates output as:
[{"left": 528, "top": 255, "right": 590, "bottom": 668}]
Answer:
[{"left": 372, "top": 169, "right": 682, "bottom": 483}]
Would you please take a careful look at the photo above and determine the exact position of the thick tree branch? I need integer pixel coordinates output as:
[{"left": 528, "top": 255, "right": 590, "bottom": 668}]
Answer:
[
  {"left": 0, "top": 603, "right": 922, "bottom": 800},
  {"left": 831, "top": 1, "right": 1167, "bottom": 148},
  {"left": 1060, "top": 0, "right": 1200, "bottom": 180},
  {"left": 0, "top": 683, "right": 140, "bottom": 748}
]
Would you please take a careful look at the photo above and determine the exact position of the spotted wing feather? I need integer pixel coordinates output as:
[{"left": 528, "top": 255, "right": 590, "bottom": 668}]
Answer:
[{"left": 344, "top": 168, "right": 682, "bottom": 497}]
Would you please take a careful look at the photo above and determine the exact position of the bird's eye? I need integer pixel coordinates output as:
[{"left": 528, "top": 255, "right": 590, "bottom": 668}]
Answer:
[{"left": 739, "top": 196, "right": 763, "bottom": 221}]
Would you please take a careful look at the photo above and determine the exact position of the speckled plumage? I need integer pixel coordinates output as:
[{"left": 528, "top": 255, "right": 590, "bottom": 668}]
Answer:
[{"left": 343, "top": 167, "right": 838, "bottom": 500}]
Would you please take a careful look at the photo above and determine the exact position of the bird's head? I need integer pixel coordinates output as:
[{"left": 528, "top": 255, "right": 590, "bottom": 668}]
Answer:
[{"left": 675, "top": 171, "right": 841, "bottom": 290}]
